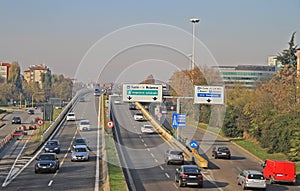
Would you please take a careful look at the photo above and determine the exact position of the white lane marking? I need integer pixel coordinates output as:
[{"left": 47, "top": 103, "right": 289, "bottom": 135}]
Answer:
[
  {"left": 144, "top": 143, "right": 147, "bottom": 147},
  {"left": 48, "top": 180, "right": 53, "bottom": 187},
  {"left": 147, "top": 148, "right": 150, "bottom": 152},
  {"left": 141, "top": 139, "right": 144, "bottom": 143},
  {"left": 165, "top": 173, "right": 170, "bottom": 178},
  {"left": 150, "top": 153, "right": 155, "bottom": 158},
  {"left": 160, "top": 166, "right": 164, "bottom": 171},
  {"left": 154, "top": 159, "right": 158, "bottom": 163}
]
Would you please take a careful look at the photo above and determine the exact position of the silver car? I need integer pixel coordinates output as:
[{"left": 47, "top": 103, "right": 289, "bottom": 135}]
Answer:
[
  {"left": 71, "top": 145, "right": 89, "bottom": 161},
  {"left": 237, "top": 170, "right": 266, "bottom": 190},
  {"left": 165, "top": 149, "right": 184, "bottom": 165}
]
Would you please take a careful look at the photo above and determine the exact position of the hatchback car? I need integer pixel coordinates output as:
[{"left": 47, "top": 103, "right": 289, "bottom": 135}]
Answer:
[
  {"left": 212, "top": 146, "right": 231, "bottom": 159},
  {"left": 35, "top": 153, "right": 59, "bottom": 173},
  {"left": 12, "top": 116, "right": 21, "bottom": 124},
  {"left": 175, "top": 165, "right": 203, "bottom": 188},
  {"left": 27, "top": 109, "right": 35, "bottom": 115},
  {"left": 44, "top": 140, "right": 61, "bottom": 154},
  {"left": 134, "top": 112, "right": 144, "bottom": 121},
  {"left": 71, "top": 145, "right": 89, "bottom": 161},
  {"left": 66, "top": 112, "right": 76, "bottom": 121},
  {"left": 79, "top": 119, "right": 90, "bottom": 131},
  {"left": 141, "top": 124, "right": 155, "bottom": 134},
  {"left": 165, "top": 149, "right": 184, "bottom": 165},
  {"left": 237, "top": 170, "right": 266, "bottom": 190}
]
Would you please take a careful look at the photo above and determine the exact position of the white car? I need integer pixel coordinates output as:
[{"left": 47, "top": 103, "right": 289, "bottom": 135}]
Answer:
[
  {"left": 134, "top": 112, "right": 145, "bottom": 121},
  {"left": 66, "top": 112, "right": 76, "bottom": 121},
  {"left": 79, "top": 120, "right": 90, "bottom": 131},
  {"left": 141, "top": 125, "right": 155, "bottom": 134},
  {"left": 114, "top": 100, "right": 122, "bottom": 104}
]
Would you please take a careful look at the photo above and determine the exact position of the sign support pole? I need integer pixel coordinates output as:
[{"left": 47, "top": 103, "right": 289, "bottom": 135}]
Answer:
[{"left": 176, "top": 98, "right": 180, "bottom": 140}]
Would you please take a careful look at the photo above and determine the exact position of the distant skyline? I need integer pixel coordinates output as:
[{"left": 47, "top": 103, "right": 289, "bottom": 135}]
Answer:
[{"left": 0, "top": 0, "right": 299, "bottom": 83}]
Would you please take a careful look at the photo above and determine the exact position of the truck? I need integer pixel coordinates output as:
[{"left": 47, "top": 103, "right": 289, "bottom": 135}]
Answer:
[{"left": 262, "top": 159, "right": 296, "bottom": 184}]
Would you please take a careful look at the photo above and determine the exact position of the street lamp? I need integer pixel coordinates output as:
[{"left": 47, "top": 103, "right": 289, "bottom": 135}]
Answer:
[{"left": 189, "top": 18, "right": 200, "bottom": 70}]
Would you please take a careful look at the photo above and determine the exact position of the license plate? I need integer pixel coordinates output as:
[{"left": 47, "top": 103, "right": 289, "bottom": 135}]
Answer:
[
  {"left": 189, "top": 176, "right": 196, "bottom": 178},
  {"left": 277, "top": 174, "right": 283, "bottom": 176},
  {"left": 221, "top": 153, "right": 226, "bottom": 155}
]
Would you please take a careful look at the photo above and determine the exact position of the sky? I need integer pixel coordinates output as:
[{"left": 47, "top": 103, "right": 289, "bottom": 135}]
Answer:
[{"left": 0, "top": 0, "right": 300, "bottom": 84}]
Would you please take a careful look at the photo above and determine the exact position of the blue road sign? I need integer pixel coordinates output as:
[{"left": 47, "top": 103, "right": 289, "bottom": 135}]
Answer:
[
  {"left": 172, "top": 113, "right": 186, "bottom": 128},
  {"left": 190, "top": 140, "right": 199, "bottom": 149}
]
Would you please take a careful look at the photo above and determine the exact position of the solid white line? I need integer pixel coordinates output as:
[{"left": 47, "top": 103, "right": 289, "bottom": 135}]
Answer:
[
  {"left": 165, "top": 173, "right": 170, "bottom": 178},
  {"left": 95, "top": 95, "right": 101, "bottom": 191},
  {"left": 48, "top": 180, "right": 53, "bottom": 187}
]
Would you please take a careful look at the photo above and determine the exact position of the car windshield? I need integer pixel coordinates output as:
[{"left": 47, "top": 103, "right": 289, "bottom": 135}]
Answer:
[
  {"left": 75, "top": 139, "right": 86, "bottom": 144},
  {"left": 39, "top": 154, "right": 55, "bottom": 160},
  {"left": 218, "top": 147, "right": 229, "bottom": 152},
  {"left": 248, "top": 174, "right": 264, "bottom": 180},
  {"left": 80, "top": 121, "right": 89, "bottom": 125},
  {"left": 183, "top": 167, "right": 200, "bottom": 173},
  {"left": 136, "top": 113, "right": 143, "bottom": 116},
  {"left": 68, "top": 113, "right": 75, "bottom": 116},
  {"left": 170, "top": 150, "right": 182, "bottom": 155},
  {"left": 74, "top": 148, "right": 87, "bottom": 152},
  {"left": 144, "top": 125, "right": 153, "bottom": 129},
  {"left": 47, "top": 141, "right": 58, "bottom": 146}
]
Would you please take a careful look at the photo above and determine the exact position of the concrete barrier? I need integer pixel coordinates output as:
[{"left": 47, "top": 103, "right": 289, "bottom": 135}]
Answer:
[{"left": 135, "top": 102, "right": 208, "bottom": 168}]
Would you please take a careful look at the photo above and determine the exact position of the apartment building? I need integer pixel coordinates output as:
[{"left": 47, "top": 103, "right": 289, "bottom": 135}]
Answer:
[
  {"left": 23, "top": 64, "right": 51, "bottom": 87},
  {"left": 0, "top": 62, "right": 11, "bottom": 82}
]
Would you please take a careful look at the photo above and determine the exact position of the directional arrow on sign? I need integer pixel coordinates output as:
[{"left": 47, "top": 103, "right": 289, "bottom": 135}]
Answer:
[
  {"left": 128, "top": 96, "right": 132, "bottom": 100},
  {"left": 153, "top": 97, "right": 157, "bottom": 101},
  {"left": 207, "top": 99, "right": 212, "bottom": 103}
]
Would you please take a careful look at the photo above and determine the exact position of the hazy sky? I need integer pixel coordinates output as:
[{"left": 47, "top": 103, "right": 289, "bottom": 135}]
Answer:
[{"left": 0, "top": 0, "right": 299, "bottom": 83}]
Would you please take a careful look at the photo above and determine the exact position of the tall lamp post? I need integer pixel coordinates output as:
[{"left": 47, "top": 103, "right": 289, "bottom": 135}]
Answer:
[{"left": 189, "top": 18, "right": 200, "bottom": 70}]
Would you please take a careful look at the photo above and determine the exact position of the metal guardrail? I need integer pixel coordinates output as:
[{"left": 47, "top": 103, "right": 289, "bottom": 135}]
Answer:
[{"left": 135, "top": 102, "right": 208, "bottom": 168}]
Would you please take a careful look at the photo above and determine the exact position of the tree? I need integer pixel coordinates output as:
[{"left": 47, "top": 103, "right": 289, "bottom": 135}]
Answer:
[
  {"left": 41, "top": 72, "right": 52, "bottom": 100},
  {"left": 277, "top": 32, "right": 298, "bottom": 67},
  {"left": 7, "top": 61, "right": 22, "bottom": 91}
]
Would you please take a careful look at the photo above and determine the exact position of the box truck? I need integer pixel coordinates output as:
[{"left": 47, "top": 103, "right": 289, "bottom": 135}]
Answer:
[{"left": 262, "top": 159, "right": 296, "bottom": 184}]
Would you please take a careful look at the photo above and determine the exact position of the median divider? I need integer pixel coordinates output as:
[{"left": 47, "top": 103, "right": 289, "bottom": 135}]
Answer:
[{"left": 135, "top": 102, "right": 208, "bottom": 169}]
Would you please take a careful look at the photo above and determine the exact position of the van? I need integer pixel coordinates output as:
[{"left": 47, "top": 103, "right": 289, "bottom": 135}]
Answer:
[{"left": 262, "top": 159, "right": 296, "bottom": 184}]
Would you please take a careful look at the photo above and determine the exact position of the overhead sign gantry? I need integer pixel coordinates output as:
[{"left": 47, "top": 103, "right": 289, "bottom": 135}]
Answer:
[{"left": 122, "top": 84, "right": 162, "bottom": 102}]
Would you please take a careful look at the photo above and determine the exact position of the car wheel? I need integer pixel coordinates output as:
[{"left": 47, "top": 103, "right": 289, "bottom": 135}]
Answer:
[
  {"left": 174, "top": 176, "right": 178, "bottom": 183},
  {"left": 242, "top": 182, "right": 247, "bottom": 190},
  {"left": 215, "top": 155, "right": 218, "bottom": 159},
  {"left": 167, "top": 161, "right": 170, "bottom": 165},
  {"left": 237, "top": 179, "right": 240, "bottom": 185},
  {"left": 35, "top": 169, "right": 39, "bottom": 174},
  {"left": 178, "top": 179, "right": 183, "bottom": 187},
  {"left": 270, "top": 176, "right": 275, "bottom": 184},
  {"left": 198, "top": 183, "right": 203, "bottom": 188}
]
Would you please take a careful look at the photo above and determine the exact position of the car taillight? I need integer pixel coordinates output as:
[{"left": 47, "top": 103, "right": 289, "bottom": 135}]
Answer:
[
  {"left": 198, "top": 174, "right": 203, "bottom": 179},
  {"left": 182, "top": 174, "right": 188, "bottom": 178},
  {"left": 245, "top": 178, "right": 249, "bottom": 183}
]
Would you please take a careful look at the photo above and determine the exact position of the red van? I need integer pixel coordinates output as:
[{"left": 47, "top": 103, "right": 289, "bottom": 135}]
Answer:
[{"left": 262, "top": 159, "right": 296, "bottom": 184}]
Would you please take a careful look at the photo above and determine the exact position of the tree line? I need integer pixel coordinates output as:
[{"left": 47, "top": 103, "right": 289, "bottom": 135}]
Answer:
[
  {"left": 169, "top": 32, "right": 299, "bottom": 161},
  {"left": 0, "top": 62, "right": 73, "bottom": 106}
]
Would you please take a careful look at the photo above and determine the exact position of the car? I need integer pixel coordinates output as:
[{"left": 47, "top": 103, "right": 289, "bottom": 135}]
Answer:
[
  {"left": 27, "top": 109, "right": 35, "bottom": 115},
  {"left": 35, "top": 153, "right": 59, "bottom": 173},
  {"left": 12, "top": 116, "right": 21, "bottom": 124},
  {"left": 73, "top": 137, "right": 88, "bottom": 148},
  {"left": 212, "top": 146, "right": 231, "bottom": 159},
  {"left": 66, "top": 112, "right": 76, "bottom": 121},
  {"left": 129, "top": 103, "right": 136, "bottom": 110},
  {"left": 237, "top": 170, "right": 266, "bottom": 190},
  {"left": 44, "top": 140, "right": 61, "bottom": 154},
  {"left": 79, "top": 119, "right": 90, "bottom": 131},
  {"left": 114, "top": 100, "right": 122, "bottom": 104},
  {"left": 165, "top": 149, "right": 184, "bottom": 165},
  {"left": 11, "top": 129, "right": 27, "bottom": 140},
  {"left": 71, "top": 145, "right": 89, "bottom": 161},
  {"left": 134, "top": 112, "right": 145, "bottom": 121},
  {"left": 141, "top": 124, "right": 155, "bottom": 134},
  {"left": 175, "top": 165, "right": 203, "bottom": 188}
]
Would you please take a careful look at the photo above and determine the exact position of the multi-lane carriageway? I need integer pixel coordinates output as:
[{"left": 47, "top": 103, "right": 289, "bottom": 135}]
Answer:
[{"left": 0, "top": 92, "right": 299, "bottom": 191}]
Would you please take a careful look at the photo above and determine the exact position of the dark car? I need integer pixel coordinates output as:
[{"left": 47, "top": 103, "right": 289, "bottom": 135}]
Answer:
[
  {"left": 175, "top": 165, "right": 203, "bottom": 188},
  {"left": 12, "top": 116, "right": 21, "bottom": 124},
  {"left": 129, "top": 103, "right": 136, "bottom": 110},
  {"left": 35, "top": 153, "right": 59, "bottom": 173},
  {"left": 27, "top": 109, "right": 35, "bottom": 115},
  {"left": 44, "top": 140, "right": 61, "bottom": 154},
  {"left": 165, "top": 149, "right": 184, "bottom": 165},
  {"left": 73, "top": 137, "right": 87, "bottom": 148},
  {"left": 212, "top": 146, "right": 231, "bottom": 159}
]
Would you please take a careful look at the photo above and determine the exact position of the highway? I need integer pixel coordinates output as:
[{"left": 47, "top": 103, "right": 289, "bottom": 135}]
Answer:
[
  {"left": 112, "top": 100, "right": 299, "bottom": 191},
  {"left": 0, "top": 93, "right": 102, "bottom": 191}
]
